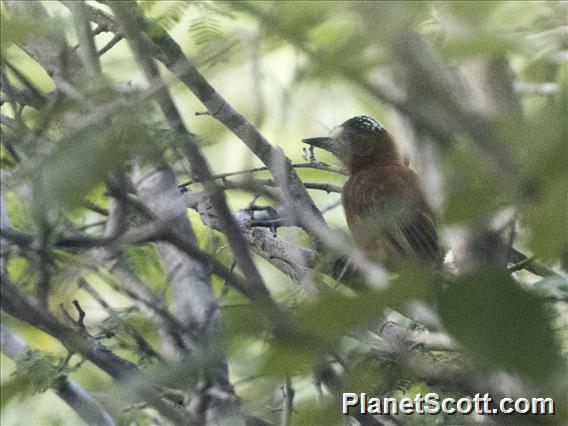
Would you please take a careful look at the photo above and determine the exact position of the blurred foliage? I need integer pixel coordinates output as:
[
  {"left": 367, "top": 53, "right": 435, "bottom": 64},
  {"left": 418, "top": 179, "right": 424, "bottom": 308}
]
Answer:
[
  {"left": 1, "top": 349, "right": 77, "bottom": 413},
  {"left": 32, "top": 101, "right": 152, "bottom": 216},
  {"left": 439, "top": 269, "right": 561, "bottom": 382},
  {"left": 1, "top": 1, "right": 567, "bottom": 425},
  {"left": 123, "top": 245, "right": 168, "bottom": 295}
]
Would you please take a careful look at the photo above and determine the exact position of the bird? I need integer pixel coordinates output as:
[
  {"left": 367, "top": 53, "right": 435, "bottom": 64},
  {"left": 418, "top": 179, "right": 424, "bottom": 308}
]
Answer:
[{"left": 303, "top": 115, "right": 442, "bottom": 271}]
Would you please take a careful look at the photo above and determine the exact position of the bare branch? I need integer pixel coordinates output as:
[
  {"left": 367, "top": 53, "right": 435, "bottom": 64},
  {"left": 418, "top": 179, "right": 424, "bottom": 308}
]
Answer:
[
  {"left": 205, "top": 177, "right": 342, "bottom": 196},
  {"left": 178, "top": 162, "right": 345, "bottom": 190},
  {"left": 1, "top": 277, "right": 137, "bottom": 379},
  {"left": 69, "top": 0, "right": 102, "bottom": 76},
  {"left": 0, "top": 81, "right": 46, "bottom": 110},
  {"left": 133, "top": 166, "right": 215, "bottom": 343},
  {"left": 1, "top": 61, "right": 47, "bottom": 109},
  {"left": 184, "top": 190, "right": 316, "bottom": 282}
]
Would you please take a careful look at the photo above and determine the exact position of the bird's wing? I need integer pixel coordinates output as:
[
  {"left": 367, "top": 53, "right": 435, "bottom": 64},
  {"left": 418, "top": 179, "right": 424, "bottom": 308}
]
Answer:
[
  {"left": 343, "top": 167, "right": 442, "bottom": 267},
  {"left": 394, "top": 208, "right": 441, "bottom": 266}
]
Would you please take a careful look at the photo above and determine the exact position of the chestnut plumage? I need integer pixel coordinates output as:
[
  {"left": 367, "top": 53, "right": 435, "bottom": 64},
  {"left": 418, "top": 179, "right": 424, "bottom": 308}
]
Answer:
[{"left": 303, "top": 116, "right": 442, "bottom": 270}]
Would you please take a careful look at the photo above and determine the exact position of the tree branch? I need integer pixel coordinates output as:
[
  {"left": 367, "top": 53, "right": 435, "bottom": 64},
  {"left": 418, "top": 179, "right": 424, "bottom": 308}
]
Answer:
[
  {"left": 0, "top": 277, "right": 185, "bottom": 424},
  {"left": 69, "top": 0, "right": 101, "bottom": 76},
  {"left": 110, "top": 1, "right": 272, "bottom": 309},
  {"left": 184, "top": 190, "right": 316, "bottom": 283},
  {"left": 132, "top": 166, "right": 218, "bottom": 349},
  {"left": 1, "top": 325, "right": 116, "bottom": 426},
  {"left": 178, "top": 162, "right": 345, "bottom": 189},
  {"left": 4, "top": 1, "right": 83, "bottom": 94},
  {"left": 81, "top": 2, "right": 330, "bottom": 238}
]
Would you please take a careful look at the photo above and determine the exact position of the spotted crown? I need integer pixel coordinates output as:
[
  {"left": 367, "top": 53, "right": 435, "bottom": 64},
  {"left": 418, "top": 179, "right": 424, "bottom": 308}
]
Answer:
[{"left": 342, "top": 116, "right": 384, "bottom": 133}]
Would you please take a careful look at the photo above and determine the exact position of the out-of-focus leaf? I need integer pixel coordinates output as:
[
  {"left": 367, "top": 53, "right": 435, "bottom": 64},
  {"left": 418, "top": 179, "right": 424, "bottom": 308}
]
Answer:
[
  {"left": 513, "top": 102, "right": 568, "bottom": 262},
  {"left": 522, "top": 58, "right": 559, "bottom": 83},
  {"left": 123, "top": 245, "right": 168, "bottom": 294},
  {"left": 309, "top": 13, "right": 360, "bottom": 50},
  {"left": 293, "top": 276, "right": 427, "bottom": 346},
  {"left": 0, "top": 11, "right": 65, "bottom": 54},
  {"left": 5, "top": 256, "right": 34, "bottom": 288},
  {"left": 353, "top": 1, "right": 428, "bottom": 44},
  {"left": 0, "top": 373, "right": 33, "bottom": 410},
  {"left": 260, "top": 271, "right": 432, "bottom": 377},
  {"left": 11, "top": 350, "right": 73, "bottom": 395},
  {"left": 447, "top": 2, "right": 502, "bottom": 25},
  {"left": 525, "top": 103, "right": 567, "bottom": 185},
  {"left": 222, "top": 303, "right": 270, "bottom": 340},
  {"left": 265, "top": 1, "right": 333, "bottom": 44},
  {"left": 442, "top": 34, "right": 519, "bottom": 59},
  {"left": 32, "top": 128, "right": 112, "bottom": 212},
  {"left": 443, "top": 143, "right": 503, "bottom": 224},
  {"left": 522, "top": 180, "right": 568, "bottom": 262},
  {"left": 154, "top": 1, "right": 191, "bottom": 31},
  {"left": 344, "top": 351, "right": 398, "bottom": 396},
  {"left": 236, "top": 1, "right": 332, "bottom": 47},
  {"left": 6, "top": 192, "right": 34, "bottom": 231},
  {"left": 292, "top": 397, "right": 343, "bottom": 426},
  {"left": 439, "top": 270, "right": 562, "bottom": 382},
  {"left": 488, "top": 1, "right": 544, "bottom": 31},
  {"left": 32, "top": 109, "right": 150, "bottom": 214},
  {"left": 260, "top": 340, "right": 320, "bottom": 377},
  {"left": 106, "top": 346, "right": 224, "bottom": 410}
]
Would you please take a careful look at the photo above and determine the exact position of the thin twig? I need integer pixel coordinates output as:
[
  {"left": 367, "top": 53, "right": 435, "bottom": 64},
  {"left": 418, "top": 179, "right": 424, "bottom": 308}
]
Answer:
[
  {"left": 72, "top": 299, "right": 86, "bottom": 331},
  {"left": 0, "top": 326, "right": 116, "bottom": 426},
  {"left": 509, "top": 248, "right": 562, "bottom": 278},
  {"left": 98, "top": 34, "right": 123, "bottom": 57},
  {"left": 111, "top": 1, "right": 273, "bottom": 307},
  {"left": 281, "top": 376, "right": 294, "bottom": 426},
  {"left": 508, "top": 256, "right": 535, "bottom": 273},
  {"left": 178, "top": 162, "right": 344, "bottom": 189},
  {"left": 79, "top": 278, "right": 163, "bottom": 361},
  {"left": 1, "top": 276, "right": 184, "bottom": 424},
  {"left": 90, "top": 2, "right": 330, "bottom": 236}
]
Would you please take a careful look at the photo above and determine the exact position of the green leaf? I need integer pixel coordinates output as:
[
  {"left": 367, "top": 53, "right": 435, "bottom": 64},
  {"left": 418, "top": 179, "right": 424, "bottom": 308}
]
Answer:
[
  {"left": 6, "top": 192, "right": 34, "bottom": 231},
  {"left": 32, "top": 110, "right": 150, "bottom": 215},
  {"left": 523, "top": 180, "right": 568, "bottom": 262},
  {"left": 222, "top": 302, "right": 270, "bottom": 340},
  {"left": 447, "top": 2, "right": 502, "bottom": 25},
  {"left": 292, "top": 397, "right": 344, "bottom": 426},
  {"left": 0, "top": 373, "right": 33, "bottom": 411},
  {"left": 488, "top": 1, "right": 545, "bottom": 31},
  {"left": 11, "top": 350, "right": 72, "bottom": 395},
  {"left": 260, "top": 269, "right": 434, "bottom": 377},
  {"left": 443, "top": 144, "right": 503, "bottom": 224},
  {"left": 442, "top": 34, "right": 519, "bottom": 59},
  {"left": 439, "top": 270, "right": 562, "bottom": 382},
  {"left": 123, "top": 245, "right": 168, "bottom": 293}
]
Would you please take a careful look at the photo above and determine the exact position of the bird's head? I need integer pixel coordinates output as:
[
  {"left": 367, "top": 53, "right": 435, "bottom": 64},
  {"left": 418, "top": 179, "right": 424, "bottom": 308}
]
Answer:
[{"left": 302, "top": 116, "right": 400, "bottom": 173}]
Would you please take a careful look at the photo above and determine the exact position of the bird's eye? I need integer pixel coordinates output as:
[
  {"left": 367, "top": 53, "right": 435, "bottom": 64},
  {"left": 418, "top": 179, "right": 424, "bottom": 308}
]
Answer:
[{"left": 343, "top": 115, "right": 384, "bottom": 133}]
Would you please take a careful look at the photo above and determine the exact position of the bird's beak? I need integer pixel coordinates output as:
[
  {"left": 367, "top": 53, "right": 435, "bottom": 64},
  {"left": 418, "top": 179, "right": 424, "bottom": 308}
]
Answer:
[{"left": 301, "top": 137, "right": 339, "bottom": 155}]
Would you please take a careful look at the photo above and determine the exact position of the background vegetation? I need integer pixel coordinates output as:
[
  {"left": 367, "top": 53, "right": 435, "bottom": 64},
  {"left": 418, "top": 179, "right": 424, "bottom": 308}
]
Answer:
[{"left": 1, "top": 1, "right": 566, "bottom": 425}]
